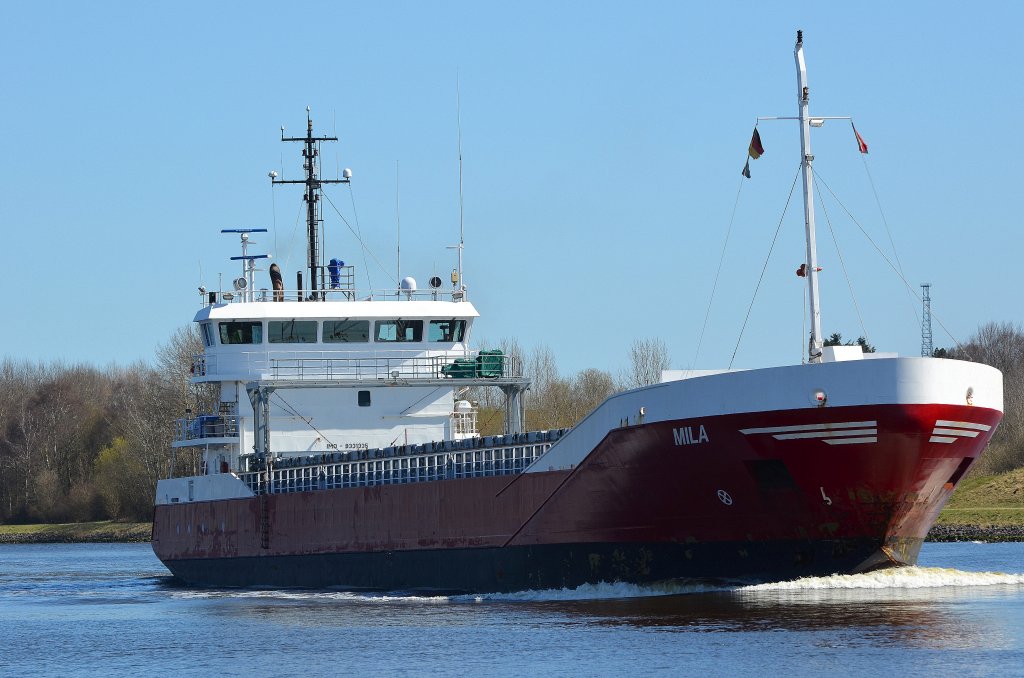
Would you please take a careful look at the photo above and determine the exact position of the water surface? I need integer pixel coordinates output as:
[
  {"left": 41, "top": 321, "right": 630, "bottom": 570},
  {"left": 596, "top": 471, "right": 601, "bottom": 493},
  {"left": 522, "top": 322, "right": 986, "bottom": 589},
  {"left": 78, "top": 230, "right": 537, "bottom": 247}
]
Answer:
[{"left": 1, "top": 542, "right": 1022, "bottom": 676}]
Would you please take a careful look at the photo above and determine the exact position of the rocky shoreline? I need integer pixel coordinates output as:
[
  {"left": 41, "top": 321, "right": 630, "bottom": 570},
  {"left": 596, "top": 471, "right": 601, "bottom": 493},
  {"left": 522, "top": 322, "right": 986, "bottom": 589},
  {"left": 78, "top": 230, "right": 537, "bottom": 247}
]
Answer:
[{"left": 925, "top": 523, "right": 1024, "bottom": 542}]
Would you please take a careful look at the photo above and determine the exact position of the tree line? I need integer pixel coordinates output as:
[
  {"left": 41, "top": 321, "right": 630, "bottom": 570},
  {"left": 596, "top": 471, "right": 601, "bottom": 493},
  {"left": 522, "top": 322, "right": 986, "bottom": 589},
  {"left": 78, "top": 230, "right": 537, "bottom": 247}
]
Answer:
[
  {"left": 0, "top": 328, "right": 212, "bottom": 524},
  {"left": 938, "top": 322, "right": 1024, "bottom": 474},
  {"left": 0, "top": 323, "right": 1020, "bottom": 526}
]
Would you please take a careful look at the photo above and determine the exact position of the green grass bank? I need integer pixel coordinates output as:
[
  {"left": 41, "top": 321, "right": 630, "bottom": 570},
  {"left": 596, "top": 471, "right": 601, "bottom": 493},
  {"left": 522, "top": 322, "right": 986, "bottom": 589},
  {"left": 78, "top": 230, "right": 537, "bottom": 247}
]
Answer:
[{"left": 0, "top": 520, "right": 151, "bottom": 544}]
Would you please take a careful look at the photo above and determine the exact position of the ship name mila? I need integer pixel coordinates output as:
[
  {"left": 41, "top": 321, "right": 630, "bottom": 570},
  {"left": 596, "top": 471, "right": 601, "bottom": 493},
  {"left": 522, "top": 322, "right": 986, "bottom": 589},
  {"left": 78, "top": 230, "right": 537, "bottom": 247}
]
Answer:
[{"left": 673, "top": 425, "right": 709, "bottom": 446}]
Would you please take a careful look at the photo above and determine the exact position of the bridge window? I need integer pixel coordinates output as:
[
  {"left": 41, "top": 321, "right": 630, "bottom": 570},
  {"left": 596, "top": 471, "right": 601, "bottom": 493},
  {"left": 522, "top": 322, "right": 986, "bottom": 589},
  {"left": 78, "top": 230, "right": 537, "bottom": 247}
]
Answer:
[
  {"left": 375, "top": 320, "right": 423, "bottom": 342},
  {"left": 428, "top": 319, "right": 466, "bottom": 342},
  {"left": 324, "top": 319, "right": 370, "bottom": 343},
  {"left": 268, "top": 320, "right": 318, "bottom": 343},
  {"left": 358, "top": 390, "right": 371, "bottom": 407},
  {"left": 219, "top": 321, "right": 263, "bottom": 345},
  {"left": 200, "top": 323, "right": 215, "bottom": 347}
]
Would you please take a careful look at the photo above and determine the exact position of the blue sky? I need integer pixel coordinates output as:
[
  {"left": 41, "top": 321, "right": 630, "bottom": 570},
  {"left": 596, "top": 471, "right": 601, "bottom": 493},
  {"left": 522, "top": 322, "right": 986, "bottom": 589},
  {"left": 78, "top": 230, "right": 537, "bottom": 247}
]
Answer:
[{"left": 1, "top": 2, "right": 1021, "bottom": 375}]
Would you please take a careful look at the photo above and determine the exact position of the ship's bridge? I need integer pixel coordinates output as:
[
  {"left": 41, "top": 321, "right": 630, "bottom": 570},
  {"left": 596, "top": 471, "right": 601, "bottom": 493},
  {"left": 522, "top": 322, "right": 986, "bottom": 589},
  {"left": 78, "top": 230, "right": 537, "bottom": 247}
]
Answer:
[
  {"left": 175, "top": 295, "right": 529, "bottom": 461},
  {"left": 191, "top": 299, "right": 487, "bottom": 383}
]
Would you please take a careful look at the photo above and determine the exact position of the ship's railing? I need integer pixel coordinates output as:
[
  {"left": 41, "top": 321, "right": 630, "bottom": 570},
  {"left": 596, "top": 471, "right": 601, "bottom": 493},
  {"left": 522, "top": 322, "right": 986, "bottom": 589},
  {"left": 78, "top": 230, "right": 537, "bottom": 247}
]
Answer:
[
  {"left": 173, "top": 414, "right": 241, "bottom": 443},
  {"left": 236, "top": 440, "right": 556, "bottom": 495},
  {"left": 270, "top": 352, "right": 521, "bottom": 382},
  {"left": 200, "top": 285, "right": 467, "bottom": 306},
  {"left": 193, "top": 349, "right": 522, "bottom": 382},
  {"left": 451, "top": 409, "right": 478, "bottom": 438}
]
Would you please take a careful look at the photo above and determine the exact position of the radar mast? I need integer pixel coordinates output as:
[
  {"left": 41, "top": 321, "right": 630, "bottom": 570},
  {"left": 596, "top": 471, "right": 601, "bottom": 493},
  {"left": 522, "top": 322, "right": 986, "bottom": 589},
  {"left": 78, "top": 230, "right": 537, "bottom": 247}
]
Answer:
[{"left": 272, "top": 107, "right": 350, "bottom": 298}]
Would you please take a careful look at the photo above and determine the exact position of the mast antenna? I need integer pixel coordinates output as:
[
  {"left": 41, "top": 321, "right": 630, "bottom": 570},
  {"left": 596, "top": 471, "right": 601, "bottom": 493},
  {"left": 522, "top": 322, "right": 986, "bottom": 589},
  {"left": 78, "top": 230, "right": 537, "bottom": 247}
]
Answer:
[
  {"left": 457, "top": 73, "right": 465, "bottom": 294},
  {"left": 271, "top": 107, "right": 350, "bottom": 299},
  {"left": 396, "top": 160, "right": 401, "bottom": 296},
  {"left": 221, "top": 228, "right": 269, "bottom": 303},
  {"left": 446, "top": 73, "right": 467, "bottom": 300}
]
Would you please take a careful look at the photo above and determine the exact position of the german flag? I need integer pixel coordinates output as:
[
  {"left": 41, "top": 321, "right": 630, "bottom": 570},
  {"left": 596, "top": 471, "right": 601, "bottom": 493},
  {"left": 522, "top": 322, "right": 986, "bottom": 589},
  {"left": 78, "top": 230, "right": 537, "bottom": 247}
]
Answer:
[{"left": 748, "top": 128, "right": 765, "bottom": 159}]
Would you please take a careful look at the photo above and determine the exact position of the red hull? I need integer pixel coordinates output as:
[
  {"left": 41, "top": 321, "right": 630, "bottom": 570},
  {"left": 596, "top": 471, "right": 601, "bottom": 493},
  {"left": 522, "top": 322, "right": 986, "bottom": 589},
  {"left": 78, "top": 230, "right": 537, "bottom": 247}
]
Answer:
[{"left": 153, "top": 403, "right": 1000, "bottom": 590}]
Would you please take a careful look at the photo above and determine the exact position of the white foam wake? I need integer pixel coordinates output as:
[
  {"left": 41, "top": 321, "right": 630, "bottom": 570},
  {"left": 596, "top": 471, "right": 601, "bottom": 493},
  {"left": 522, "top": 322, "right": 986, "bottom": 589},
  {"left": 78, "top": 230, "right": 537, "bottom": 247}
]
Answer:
[
  {"left": 460, "top": 580, "right": 729, "bottom": 603},
  {"left": 170, "top": 567, "right": 1024, "bottom": 604},
  {"left": 470, "top": 567, "right": 1024, "bottom": 602},
  {"left": 738, "top": 566, "right": 1024, "bottom": 592},
  {"left": 173, "top": 589, "right": 452, "bottom": 604}
]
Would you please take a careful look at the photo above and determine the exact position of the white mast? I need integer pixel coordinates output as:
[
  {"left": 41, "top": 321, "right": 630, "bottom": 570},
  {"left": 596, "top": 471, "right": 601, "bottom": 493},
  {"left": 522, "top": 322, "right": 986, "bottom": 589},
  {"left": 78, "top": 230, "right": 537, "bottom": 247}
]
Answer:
[
  {"left": 456, "top": 75, "right": 465, "bottom": 295},
  {"left": 447, "top": 75, "right": 467, "bottom": 300},
  {"left": 795, "top": 30, "right": 823, "bottom": 363}
]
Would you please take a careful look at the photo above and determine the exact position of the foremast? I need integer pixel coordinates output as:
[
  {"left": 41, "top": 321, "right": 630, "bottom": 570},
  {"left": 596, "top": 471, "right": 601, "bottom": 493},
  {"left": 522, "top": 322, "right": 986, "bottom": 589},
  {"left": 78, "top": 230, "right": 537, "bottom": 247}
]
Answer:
[{"left": 795, "top": 30, "right": 823, "bottom": 364}]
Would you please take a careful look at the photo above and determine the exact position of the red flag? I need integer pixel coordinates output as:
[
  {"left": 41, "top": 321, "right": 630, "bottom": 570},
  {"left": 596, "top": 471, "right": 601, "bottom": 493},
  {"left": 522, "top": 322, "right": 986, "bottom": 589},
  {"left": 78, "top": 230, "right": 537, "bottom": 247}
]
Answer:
[{"left": 852, "top": 123, "right": 868, "bottom": 154}]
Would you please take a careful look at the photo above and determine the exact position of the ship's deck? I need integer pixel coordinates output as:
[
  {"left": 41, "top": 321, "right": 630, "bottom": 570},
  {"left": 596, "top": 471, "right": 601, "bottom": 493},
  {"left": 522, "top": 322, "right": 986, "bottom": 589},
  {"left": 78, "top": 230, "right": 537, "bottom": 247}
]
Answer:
[{"left": 232, "top": 429, "right": 567, "bottom": 495}]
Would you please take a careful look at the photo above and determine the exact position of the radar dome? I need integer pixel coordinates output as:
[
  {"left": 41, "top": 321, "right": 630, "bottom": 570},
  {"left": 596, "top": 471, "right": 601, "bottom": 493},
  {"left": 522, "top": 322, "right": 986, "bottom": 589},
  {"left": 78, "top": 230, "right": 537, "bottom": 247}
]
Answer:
[{"left": 400, "top": 276, "right": 417, "bottom": 299}]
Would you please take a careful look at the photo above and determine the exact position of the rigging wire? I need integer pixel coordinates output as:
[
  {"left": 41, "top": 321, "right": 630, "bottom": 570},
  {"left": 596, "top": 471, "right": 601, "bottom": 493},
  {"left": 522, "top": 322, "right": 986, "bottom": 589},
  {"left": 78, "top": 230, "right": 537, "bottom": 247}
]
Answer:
[
  {"left": 399, "top": 387, "right": 445, "bottom": 417},
  {"left": 272, "top": 392, "right": 335, "bottom": 447},
  {"left": 814, "top": 180, "right": 870, "bottom": 345},
  {"left": 321, "top": 187, "right": 398, "bottom": 286},
  {"left": 729, "top": 164, "right": 802, "bottom": 370},
  {"left": 812, "top": 168, "right": 968, "bottom": 355},
  {"left": 271, "top": 180, "right": 279, "bottom": 258},
  {"left": 689, "top": 176, "right": 745, "bottom": 375},
  {"left": 478, "top": 407, "right": 502, "bottom": 434},
  {"left": 282, "top": 199, "right": 305, "bottom": 275},
  {"left": 860, "top": 152, "right": 919, "bottom": 324},
  {"left": 347, "top": 183, "right": 374, "bottom": 292}
]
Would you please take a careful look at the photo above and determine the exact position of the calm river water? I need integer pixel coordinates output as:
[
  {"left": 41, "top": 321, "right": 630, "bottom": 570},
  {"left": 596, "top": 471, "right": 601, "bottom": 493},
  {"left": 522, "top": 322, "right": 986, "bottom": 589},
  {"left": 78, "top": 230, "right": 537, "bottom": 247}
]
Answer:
[{"left": 1, "top": 542, "right": 1022, "bottom": 677}]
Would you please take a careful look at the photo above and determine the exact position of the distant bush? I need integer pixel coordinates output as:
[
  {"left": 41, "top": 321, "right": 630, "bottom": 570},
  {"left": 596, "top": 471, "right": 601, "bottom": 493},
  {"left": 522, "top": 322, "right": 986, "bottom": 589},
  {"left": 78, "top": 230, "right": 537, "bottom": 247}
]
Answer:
[{"left": 945, "top": 322, "right": 1024, "bottom": 474}]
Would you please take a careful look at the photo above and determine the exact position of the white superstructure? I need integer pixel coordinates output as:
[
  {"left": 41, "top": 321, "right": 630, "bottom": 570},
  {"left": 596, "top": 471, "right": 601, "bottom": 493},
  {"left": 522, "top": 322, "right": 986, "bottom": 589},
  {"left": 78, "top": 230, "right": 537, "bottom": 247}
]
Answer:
[
  {"left": 176, "top": 292, "right": 508, "bottom": 472},
  {"left": 168, "top": 111, "right": 529, "bottom": 485}
]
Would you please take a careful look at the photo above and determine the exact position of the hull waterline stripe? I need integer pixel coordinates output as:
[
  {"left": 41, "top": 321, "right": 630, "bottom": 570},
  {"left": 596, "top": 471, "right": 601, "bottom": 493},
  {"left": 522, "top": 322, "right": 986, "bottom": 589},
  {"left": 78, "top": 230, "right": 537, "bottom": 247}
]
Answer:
[
  {"left": 740, "top": 421, "right": 877, "bottom": 435},
  {"left": 929, "top": 436, "right": 957, "bottom": 444},
  {"left": 934, "top": 420, "right": 992, "bottom": 431}
]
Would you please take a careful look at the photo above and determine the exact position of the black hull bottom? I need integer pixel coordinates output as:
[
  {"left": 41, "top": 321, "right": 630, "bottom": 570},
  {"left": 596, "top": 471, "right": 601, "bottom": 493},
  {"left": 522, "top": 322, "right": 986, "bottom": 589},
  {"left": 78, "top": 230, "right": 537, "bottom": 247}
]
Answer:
[{"left": 162, "top": 537, "right": 923, "bottom": 593}]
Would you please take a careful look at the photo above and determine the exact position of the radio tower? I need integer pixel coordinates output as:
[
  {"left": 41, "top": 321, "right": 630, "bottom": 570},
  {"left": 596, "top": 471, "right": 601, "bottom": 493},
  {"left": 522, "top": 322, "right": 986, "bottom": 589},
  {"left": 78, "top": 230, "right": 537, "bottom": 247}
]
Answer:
[{"left": 921, "top": 283, "right": 933, "bottom": 357}]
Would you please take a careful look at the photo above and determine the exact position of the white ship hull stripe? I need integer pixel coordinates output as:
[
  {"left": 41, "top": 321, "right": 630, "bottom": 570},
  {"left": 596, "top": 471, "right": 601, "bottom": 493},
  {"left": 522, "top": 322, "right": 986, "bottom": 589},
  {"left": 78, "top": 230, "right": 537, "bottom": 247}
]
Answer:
[
  {"left": 930, "top": 436, "right": 958, "bottom": 444},
  {"left": 932, "top": 428, "right": 980, "bottom": 438},
  {"left": 824, "top": 437, "right": 878, "bottom": 445},
  {"left": 774, "top": 429, "right": 877, "bottom": 440},
  {"left": 740, "top": 421, "right": 877, "bottom": 435},
  {"left": 935, "top": 420, "right": 992, "bottom": 431}
]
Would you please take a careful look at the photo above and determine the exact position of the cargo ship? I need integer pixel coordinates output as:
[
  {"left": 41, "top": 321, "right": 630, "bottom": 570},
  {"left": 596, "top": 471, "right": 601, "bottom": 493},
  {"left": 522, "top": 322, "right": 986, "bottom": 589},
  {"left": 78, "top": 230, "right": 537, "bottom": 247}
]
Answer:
[{"left": 152, "top": 33, "right": 1003, "bottom": 592}]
